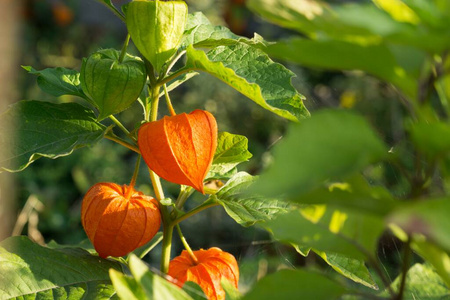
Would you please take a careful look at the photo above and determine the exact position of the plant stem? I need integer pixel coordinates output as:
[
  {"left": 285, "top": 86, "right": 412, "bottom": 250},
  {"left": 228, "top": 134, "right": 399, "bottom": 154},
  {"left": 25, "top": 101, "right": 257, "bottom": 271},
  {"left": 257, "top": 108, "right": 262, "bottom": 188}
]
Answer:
[
  {"left": 396, "top": 236, "right": 412, "bottom": 300},
  {"left": 176, "top": 224, "right": 198, "bottom": 264},
  {"left": 175, "top": 186, "right": 194, "bottom": 210},
  {"left": 109, "top": 115, "right": 131, "bottom": 137},
  {"left": 158, "top": 67, "right": 193, "bottom": 87},
  {"left": 146, "top": 83, "right": 174, "bottom": 273},
  {"left": 164, "top": 84, "right": 177, "bottom": 116},
  {"left": 173, "top": 202, "right": 219, "bottom": 226},
  {"left": 96, "top": 0, "right": 125, "bottom": 23},
  {"left": 149, "top": 167, "right": 165, "bottom": 201},
  {"left": 163, "top": 50, "right": 187, "bottom": 78},
  {"left": 160, "top": 222, "right": 174, "bottom": 273},
  {"left": 129, "top": 155, "right": 141, "bottom": 188},
  {"left": 104, "top": 133, "right": 140, "bottom": 154},
  {"left": 118, "top": 34, "right": 131, "bottom": 63},
  {"left": 125, "top": 155, "right": 141, "bottom": 200}
]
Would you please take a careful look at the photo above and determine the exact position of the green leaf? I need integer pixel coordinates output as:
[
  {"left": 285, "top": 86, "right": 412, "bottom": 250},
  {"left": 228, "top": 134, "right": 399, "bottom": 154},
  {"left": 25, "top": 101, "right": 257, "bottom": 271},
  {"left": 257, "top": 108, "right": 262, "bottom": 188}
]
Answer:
[
  {"left": 182, "top": 12, "right": 241, "bottom": 48},
  {"left": 266, "top": 207, "right": 385, "bottom": 260},
  {"left": 0, "top": 236, "right": 123, "bottom": 299},
  {"left": 251, "top": 109, "right": 387, "bottom": 198},
  {"left": 412, "top": 238, "right": 450, "bottom": 288},
  {"left": 314, "top": 250, "right": 378, "bottom": 289},
  {"left": 388, "top": 198, "right": 450, "bottom": 253},
  {"left": 208, "top": 172, "right": 291, "bottom": 227},
  {"left": 0, "top": 100, "right": 106, "bottom": 172},
  {"left": 387, "top": 264, "right": 450, "bottom": 299},
  {"left": 294, "top": 175, "right": 397, "bottom": 216},
  {"left": 265, "top": 38, "right": 417, "bottom": 98},
  {"left": 47, "top": 239, "right": 96, "bottom": 255},
  {"left": 23, "top": 66, "right": 87, "bottom": 99},
  {"left": 110, "top": 269, "right": 146, "bottom": 300},
  {"left": 207, "top": 132, "right": 252, "bottom": 179},
  {"left": 410, "top": 122, "right": 450, "bottom": 158},
  {"left": 128, "top": 255, "right": 193, "bottom": 300},
  {"left": 182, "top": 282, "right": 207, "bottom": 300},
  {"left": 184, "top": 43, "right": 309, "bottom": 121},
  {"left": 242, "top": 269, "right": 347, "bottom": 300},
  {"left": 222, "top": 279, "right": 241, "bottom": 300}
]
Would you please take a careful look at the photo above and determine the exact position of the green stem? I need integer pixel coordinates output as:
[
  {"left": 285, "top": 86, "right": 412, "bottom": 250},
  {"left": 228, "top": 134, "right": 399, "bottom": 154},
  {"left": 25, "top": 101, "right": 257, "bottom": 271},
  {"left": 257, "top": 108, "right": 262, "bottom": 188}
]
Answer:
[
  {"left": 173, "top": 202, "right": 219, "bottom": 226},
  {"left": 104, "top": 133, "right": 140, "bottom": 154},
  {"left": 175, "top": 186, "right": 194, "bottom": 210},
  {"left": 150, "top": 87, "right": 161, "bottom": 121},
  {"left": 129, "top": 155, "right": 141, "bottom": 188},
  {"left": 160, "top": 222, "right": 174, "bottom": 272},
  {"left": 149, "top": 167, "right": 165, "bottom": 201},
  {"left": 158, "top": 67, "right": 193, "bottom": 87},
  {"left": 125, "top": 155, "right": 141, "bottom": 199},
  {"left": 96, "top": 0, "right": 125, "bottom": 22},
  {"left": 109, "top": 115, "right": 131, "bottom": 137},
  {"left": 163, "top": 50, "right": 187, "bottom": 78},
  {"left": 176, "top": 224, "right": 198, "bottom": 264},
  {"left": 396, "top": 236, "right": 412, "bottom": 300},
  {"left": 118, "top": 34, "right": 131, "bottom": 63},
  {"left": 164, "top": 84, "right": 177, "bottom": 116},
  {"left": 145, "top": 83, "right": 174, "bottom": 274}
]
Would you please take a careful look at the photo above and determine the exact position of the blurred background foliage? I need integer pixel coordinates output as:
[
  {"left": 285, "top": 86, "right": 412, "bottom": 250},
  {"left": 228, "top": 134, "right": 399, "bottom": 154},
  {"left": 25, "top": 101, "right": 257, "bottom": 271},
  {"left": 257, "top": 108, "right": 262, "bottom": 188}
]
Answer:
[{"left": 7, "top": 0, "right": 414, "bottom": 292}]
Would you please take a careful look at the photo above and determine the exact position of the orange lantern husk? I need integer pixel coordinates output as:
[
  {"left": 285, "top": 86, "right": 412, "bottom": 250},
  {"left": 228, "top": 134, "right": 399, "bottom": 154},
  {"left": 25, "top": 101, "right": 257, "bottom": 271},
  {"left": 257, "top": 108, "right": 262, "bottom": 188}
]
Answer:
[
  {"left": 81, "top": 182, "right": 161, "bottom": 258},
  {"left": 168, "top": 247, "right": 239, "bottom": 300},
  {"left": 138, "top": 110, "right": 218, "bottom": 193}
]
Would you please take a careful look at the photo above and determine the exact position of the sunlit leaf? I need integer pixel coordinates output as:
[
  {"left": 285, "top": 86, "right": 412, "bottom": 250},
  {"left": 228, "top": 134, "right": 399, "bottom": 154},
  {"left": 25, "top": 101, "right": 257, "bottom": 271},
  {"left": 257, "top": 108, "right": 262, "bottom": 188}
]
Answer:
[
  {"left": 0, "top": 236, "right": 123, "bottom": 299},
  {"left": 184, "top": 43, "right": 309, "bottom": 121},
  {"left": 207, "top": 172, "right": 291, "bottom": 227}
]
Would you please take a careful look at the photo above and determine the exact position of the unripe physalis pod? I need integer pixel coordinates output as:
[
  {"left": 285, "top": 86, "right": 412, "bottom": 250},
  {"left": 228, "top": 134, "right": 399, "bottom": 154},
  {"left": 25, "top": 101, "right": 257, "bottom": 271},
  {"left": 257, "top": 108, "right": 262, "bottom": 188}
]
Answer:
[
  {"left": 80, "top": 49, "right": 146, "bottom": 120},
  {"left": 138, "top": 110, "right": 218, "bottom": 193},
  {"left": 81, "top": 183, "right": 161, "bottom": 258},
  {"left": 168, "top": 248, "right": 239, "bottom": 300},
  {"left": 125, "top": 0, "right": 188, "bottom": 73}
]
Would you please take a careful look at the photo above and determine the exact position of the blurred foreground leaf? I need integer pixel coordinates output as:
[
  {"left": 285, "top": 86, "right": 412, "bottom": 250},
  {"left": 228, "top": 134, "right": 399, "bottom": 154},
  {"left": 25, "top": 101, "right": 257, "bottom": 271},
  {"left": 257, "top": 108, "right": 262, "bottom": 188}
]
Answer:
[
  {"left": 251, "top": 109, "right": 387, "bottom": 198},
  {"left": 243, "top": 269, "right": 347, "bottom": 300},
  {"left": 267, "top": 207, "right": 384, "bottom": 260},
  {"left": 388, "top": 198, "right": 450, "bottom": 253},
  {"left": 129, "top": 255, "right": 192, "bottom": 300},
  {"left": 294, "top": 175, "right": 397, "bottom": 216},
  {"left": 265, "top": 38, "right": 417, "bottom": 98}
]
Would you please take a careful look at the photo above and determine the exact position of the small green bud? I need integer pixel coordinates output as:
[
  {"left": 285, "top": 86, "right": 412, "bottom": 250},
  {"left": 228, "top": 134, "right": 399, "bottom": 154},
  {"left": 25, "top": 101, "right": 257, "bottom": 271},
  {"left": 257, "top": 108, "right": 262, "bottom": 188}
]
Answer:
[
  {"left": 126, "top": 0, "right": 188, "bottom": 73},
  {"left": 80, "top": 49, "right": 146, "bottom": 120}
]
